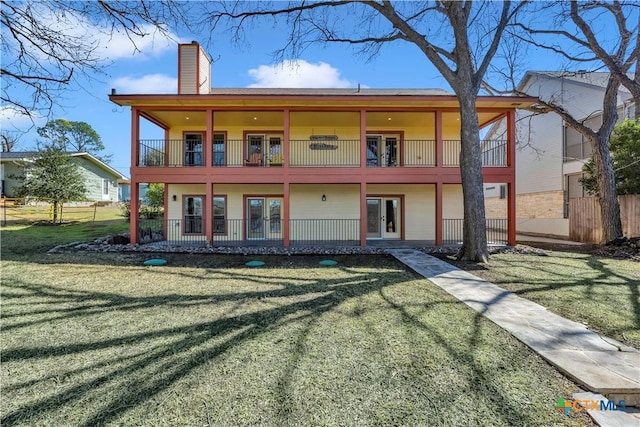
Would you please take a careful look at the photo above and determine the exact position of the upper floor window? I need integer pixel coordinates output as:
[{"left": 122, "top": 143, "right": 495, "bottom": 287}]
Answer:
[
  {"left": 563, "top": 126, "right": 593, "bottom": 162},
  {"left": 366, "top": 134, "right": 399, "bottom": 167},
  {"left": 213, "top": 133, "right": 226, "bottom": 166},
  {"left": 184, "top": 133, "right": 203, "bottom": 166}
]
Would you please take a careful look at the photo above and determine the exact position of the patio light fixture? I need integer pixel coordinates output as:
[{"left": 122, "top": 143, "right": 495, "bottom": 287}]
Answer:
[{"left": 322, "top": 194, "right": 327, "bottom": 202}]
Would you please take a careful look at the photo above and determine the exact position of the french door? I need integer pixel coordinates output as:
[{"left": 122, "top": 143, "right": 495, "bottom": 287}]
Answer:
[
  {"left": 366, "top": 135, "right": 399, "bottom": 166},
  {"left": 246, "top": 134, "right": 283, "bottom": 166},
  {"left": 246, "top": 197, "right": 283, "bottom": 239},
  {"left": 184, "top": 133, "right": 203, "bottom": 166},
  {"left": 366, "top": 197, "right": 400, "bottom": 239}
]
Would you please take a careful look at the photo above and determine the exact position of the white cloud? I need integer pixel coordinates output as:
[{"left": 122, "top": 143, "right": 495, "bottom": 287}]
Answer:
[
  {"left": 23, "top": 5, "right": 183, "bottom": 62},
  {"left": 0, "top": 106, "right": 44, "bottom": 131},
  {"left": 96, "top": 26, "right": 186, "bottom": 60},
  {"left": 248, "top": 60, "right": 354, "bottom": 88},
  {"left": 111, "top": 74, "right": 178, "bottom": 94}
]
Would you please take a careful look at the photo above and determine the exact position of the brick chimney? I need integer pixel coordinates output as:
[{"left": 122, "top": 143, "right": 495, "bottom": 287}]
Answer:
[{"left": 178, "top": 41, "right": 211, "bottom": 94}]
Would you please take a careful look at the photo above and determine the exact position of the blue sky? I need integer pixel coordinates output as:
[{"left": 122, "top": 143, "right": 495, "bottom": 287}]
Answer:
[{"left": 0, "top": 4, "right": 613, "bottom": 177}]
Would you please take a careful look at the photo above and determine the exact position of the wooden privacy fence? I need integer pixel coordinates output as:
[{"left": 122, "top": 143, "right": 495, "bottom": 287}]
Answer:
[{"left": 569, "top": 195, "right": 640, "bottom": 242}]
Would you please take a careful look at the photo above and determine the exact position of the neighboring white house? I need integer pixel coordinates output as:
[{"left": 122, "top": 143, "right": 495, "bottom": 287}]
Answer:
[
  {"left": 0, "top": 151, "right": 129, "bottom": 202},
  {"left": 485, "top": 71, "right": 635, "bottom": 238}
]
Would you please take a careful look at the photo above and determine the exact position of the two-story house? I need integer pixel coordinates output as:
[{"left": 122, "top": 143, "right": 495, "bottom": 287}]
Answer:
[
  {"left": 110, "top": 42, "right": 534, "bottom": 247},
  {"left": 485, "top": 71, "right": 634, "bottom": 238}
]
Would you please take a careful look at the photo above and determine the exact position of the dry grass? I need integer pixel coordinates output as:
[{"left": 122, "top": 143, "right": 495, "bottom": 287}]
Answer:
[
  {"left": 1, "top": 252, "right": 591, "bottom": 426},
  {"left": 439, "top": 250, "right": 640, "bottom": 349}
]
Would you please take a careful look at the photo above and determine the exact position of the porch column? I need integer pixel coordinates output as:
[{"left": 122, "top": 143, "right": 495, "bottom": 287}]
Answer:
[
  {"left": 130, "top": 181, "right": 139, "bottom": 244},
  {"left": 283, "top": 109, "right": 290, "bottom": 168},
  {"left": 130, "top": 108, "right": 140, "bottom": 244},
  {"left": 205, "top": 181, "right": 213, "bottom": 245},
  {"left": 283, "top": 182, "right": 290, "bottom": 247},
  {"left": 205, "top": 108, "right": 214, "bottom": 167},
  {"left": 507, "top": 110, "right": 516, "bottom": 168},
  {"left": 507, "top": 181, "right": 516, "bottom": 246},
  {"left": 435, "top": 110, "right": 442, "bottom": 167},
  {"left": 360, "top": 182, "right": 367, "bottom": 247},
  {"left": 131, "top": 108, "right": 140, "bottom": 168},
  {"left": 507, "top": 109, "right": 517, "bottom": 246},
  {"left": 435, "top": 182, "right": 443, "bottom": 245},
  {"left": 360, "top": 109, "right": 367, "bottom": 169}
]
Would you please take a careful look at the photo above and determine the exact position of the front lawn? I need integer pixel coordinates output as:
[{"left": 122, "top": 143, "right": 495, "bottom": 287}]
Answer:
[
  {"left": 1, "top": 253, "right": 590, "bottom": 426},
  {"left": 439, "top": 250, "right": 640, "bottom": 349}
]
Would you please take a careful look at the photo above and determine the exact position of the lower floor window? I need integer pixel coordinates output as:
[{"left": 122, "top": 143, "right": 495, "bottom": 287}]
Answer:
[
  {"left": 213, "top": 196, "right": 226, "bottom": 234},
  {"left": 184, "top": 196, "right": 203, "bottom": 234}
]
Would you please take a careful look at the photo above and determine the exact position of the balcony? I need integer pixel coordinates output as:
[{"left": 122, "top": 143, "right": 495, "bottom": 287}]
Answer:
[{"left": 137, "top": 139, "right": 508, "bottom": 168}]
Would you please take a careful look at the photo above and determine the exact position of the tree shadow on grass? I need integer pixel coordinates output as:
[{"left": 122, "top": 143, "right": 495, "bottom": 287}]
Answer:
[
  {"left": 0, "top": 255, "right": 569, "bottom": 426},
  {"left": 456, "top": 253, "right": 640, "bottom": 348}
]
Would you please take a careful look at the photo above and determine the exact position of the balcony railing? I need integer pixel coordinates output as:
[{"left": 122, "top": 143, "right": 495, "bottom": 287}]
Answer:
[
  {"left": 442, "top": 218, "right": 508, "bottom": 245},
  {"left": 137, "top": 218, "right": 360, "bottom": 247},
  {"left": 138, "top": 218, "right": 508, "bottom": 247},
  {"left": 289, "top": 139, "right": 360, "bottom": 167},
  {"left": 137, "top": 139, "right": 507, "bottom": 168},
  {"left": 481, "top": 140, "right": 508, "bottom": 167}
]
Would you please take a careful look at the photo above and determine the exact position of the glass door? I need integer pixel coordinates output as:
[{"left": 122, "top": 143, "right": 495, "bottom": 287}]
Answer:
[
  {"left": 246, "top": 135, "right": 265, "bottom": 165},
  {"left": 367, "top": 197, "right": 400, "bottom": 239},
  {"left": 184, "top": 133, "right": 203, "bottom": 166},
  {"left": 246, "top": 197, "right": 283, "bottom": 239},
  {"left": 383, "top": 198, "right": 400, "bottom": 239},
  {"left": 247, "top": 198, "right": 265, "bottom": 239},
  {"left": 367, "top": 199, "right": 382, "bottom": 238},
  {"left": 184, "top": 196, "right": 203, "bottom": 234},
  {"left": 367, "top": 135, "right": 399, "bottom": 166}
]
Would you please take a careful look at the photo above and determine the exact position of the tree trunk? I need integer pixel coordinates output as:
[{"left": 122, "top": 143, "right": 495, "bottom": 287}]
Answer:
[
  {"left": 591, "top": 134, "right": 623, "bottom": 243},
  {"left": 455, "top": 92, "right": 489, "bottom": 262},
  {"left": 52, "top": 200, "right": 58, "bottom": 223}
]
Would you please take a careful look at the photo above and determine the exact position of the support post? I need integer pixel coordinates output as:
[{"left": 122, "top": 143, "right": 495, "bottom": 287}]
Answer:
[
  {"left": 130, "top": 182, "right": 139, "bottom": 244},
  {"left": 283, "top": 182, "right": 290, "bottom": 247},
  {"left": 205, "top": 182, "right": 213, "bottom": 246},
  {"left": 435, "top": 182, "right": 443, "bottom": 245},
  {"left": 360, "top": 183, "right": 367, "bottom": 247}
]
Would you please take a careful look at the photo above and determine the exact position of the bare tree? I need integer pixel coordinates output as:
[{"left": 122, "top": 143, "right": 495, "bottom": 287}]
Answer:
[
  {"left": 1, "top": 1, "right": 187, "bottom": 124},
  {"left": 199, "top": 1, "right": 528, "bottom": 262},
  {"left": 509, "top": 1, "right": 638, "bottom": 242},
  {"left": 1, "top": 131, "right": 21, "bottom": 152}
]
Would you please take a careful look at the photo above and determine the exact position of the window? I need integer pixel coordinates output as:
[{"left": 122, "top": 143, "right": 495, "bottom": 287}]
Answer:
[
  {"left": 213, "top": 133, "right": 226, "bottom": 166},
  {"left": 269, "top": 199, "right": 281, "bottom": 232},
  {"left": 213, "top": 196, "right": 226, "bottom": 234},
  {"left": 102, "top": 179, "right": 109, "bottom": 196},
  {"left": 184, "top": 196, "right": 203, "bottom": 234},
  {"left": 184, "top": 133, "right": 203, "bottom": 166},
  {"left": 563, "top": 126, "right": 591, "bottom": 161},
  {"left": 366, "top": 134, "right": 399, "bottom": 166}
]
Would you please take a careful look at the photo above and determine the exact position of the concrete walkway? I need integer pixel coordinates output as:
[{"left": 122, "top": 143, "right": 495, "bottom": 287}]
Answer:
[{"left": 386, "top": 249, "right": 640, "bottom": 426}]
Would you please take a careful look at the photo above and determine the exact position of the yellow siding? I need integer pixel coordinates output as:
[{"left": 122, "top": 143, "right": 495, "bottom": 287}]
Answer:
[
  {"left": 290, "top": 184, "right": 359, "bottom": 240},
  {"left": 166, "top": 184, "right": 206, "bottom": 241},
  {"left": 442, "top": 184, "right": 463, "bottom": 219},
  {"left": 367, "top": 184, "right": 435, "bottom": 240}
]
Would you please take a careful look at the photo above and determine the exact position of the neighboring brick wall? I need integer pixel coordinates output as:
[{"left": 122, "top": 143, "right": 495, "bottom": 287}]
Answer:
[
  {"left": 485, "top": 197, "right": 506, "bottom": 218},
  {"left": 485, "top": 190, "right": 565, "bottom": 219},
  {"left": 517, "top": 191, "right": 564, "bottom": 219}
]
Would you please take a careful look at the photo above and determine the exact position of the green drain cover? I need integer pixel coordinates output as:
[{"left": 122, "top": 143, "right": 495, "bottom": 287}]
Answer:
[
  {"left": 319, "top": 259, "right": 338, "bottom": 267},
  {"left": 245, "top": 260, "right": 265, "bottom": 267},
  {"left": 143, "top": 258, "right": 167, "bottom": 266}
]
